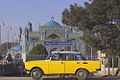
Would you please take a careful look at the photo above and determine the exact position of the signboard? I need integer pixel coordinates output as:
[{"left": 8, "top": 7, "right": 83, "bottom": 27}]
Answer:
[{"left": 44, "top": 41, "right": 72, "bottom": 46}]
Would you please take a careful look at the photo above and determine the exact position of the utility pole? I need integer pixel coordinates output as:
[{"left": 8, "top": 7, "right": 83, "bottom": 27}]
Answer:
[
  {"left": 0, "top": 25, "right": 1, "bottom": 45},
  {"left": 90, "top": 47, "right": 93, "bottom": 60}
]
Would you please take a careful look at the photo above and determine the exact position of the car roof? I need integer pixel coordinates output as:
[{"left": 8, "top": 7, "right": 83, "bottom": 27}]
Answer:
[{"left": 51, "top": 51, "right": 81, "bottom": 54}]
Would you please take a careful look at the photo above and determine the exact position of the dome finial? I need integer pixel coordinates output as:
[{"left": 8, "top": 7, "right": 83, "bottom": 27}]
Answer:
[{"left": 51, "top": 16, "right": 54, "bottom": 20}]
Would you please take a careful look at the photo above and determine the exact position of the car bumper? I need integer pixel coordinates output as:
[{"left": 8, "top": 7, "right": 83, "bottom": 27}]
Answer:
[
  {"left": 96, "top": 68, "right": 101, "bottom": 71},
  {"left": 25, "top": 69, "right": 30, "bottom": 74}
]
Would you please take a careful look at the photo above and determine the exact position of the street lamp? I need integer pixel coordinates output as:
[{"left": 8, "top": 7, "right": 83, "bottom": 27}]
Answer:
[
  {"left": 0, "top": 21, "right": 5, "bottom": 45},
  {"left": 5, "top": 25, "right": 12, "bottom": 51}
]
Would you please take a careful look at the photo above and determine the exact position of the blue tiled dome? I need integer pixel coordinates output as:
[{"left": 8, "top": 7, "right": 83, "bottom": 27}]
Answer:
[
  {"left": 44, "top": 20, "right": 62, "bottom": 28},
  {"left": 10, "top": 45, "right": 22, "bottom": 51}
]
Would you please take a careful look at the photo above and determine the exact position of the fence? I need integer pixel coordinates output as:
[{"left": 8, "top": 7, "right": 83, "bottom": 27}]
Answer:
[
  {"left": 0, "top": 54, "right": 47, "bottom": 76},
  {"left": 26, "top": 54, "right": 48, "bottom": 62},
  {"left": 108, "top": 56, "right": 118, "bottom": 68},
  {"left": 0, "top": 64, "right": 24, "bottom": 76}
]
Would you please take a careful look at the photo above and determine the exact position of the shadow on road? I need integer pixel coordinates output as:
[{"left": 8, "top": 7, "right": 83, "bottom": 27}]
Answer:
[
  {"left": 43, "top": 78, "right": 78, "bottom": 80},
  {"left": 42, "top": 77, "right": 120, "bottom": 80}
]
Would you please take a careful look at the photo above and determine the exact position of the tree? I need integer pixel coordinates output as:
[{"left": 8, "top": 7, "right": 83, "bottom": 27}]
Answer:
[
  {"left": 62, "top": 0, "right": 120, "bottom": 55},
  {"left": 62, "top": 0, "right": 120, "bottom": 75},
  {"left": 29, "top": 44, "right": 48, "bottom": 55},
  {"left": 0, "top": 42, "right": 17, "bottom": 54}
]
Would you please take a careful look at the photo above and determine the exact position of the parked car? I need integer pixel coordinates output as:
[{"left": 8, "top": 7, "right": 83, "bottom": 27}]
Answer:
[{"left": 25, "top": 51, "right": 101, "bottom": 80}]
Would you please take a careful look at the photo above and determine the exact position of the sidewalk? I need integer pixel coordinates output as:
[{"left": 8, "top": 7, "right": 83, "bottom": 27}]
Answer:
[{"left": 94, "top": 65, "right": 118, "bottom": 76}]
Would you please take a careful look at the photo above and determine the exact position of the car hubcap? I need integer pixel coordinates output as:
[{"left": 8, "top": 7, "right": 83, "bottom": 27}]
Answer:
[
  {"left": 78, "top": 71, "right": 85, "bottom": 77},
  {"left": 32, "top": 71, "right": 40, "bottom": 78}
]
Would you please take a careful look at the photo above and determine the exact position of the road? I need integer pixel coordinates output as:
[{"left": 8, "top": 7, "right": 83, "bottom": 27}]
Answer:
[
  {"left": 0, "top": 77, "right": 120, "bottom": 80},
  {"left": 0, "top": 77, "right": 32, "bottom": 80}
]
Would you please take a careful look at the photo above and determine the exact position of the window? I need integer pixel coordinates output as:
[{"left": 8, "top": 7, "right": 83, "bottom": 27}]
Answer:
[
  {"left": 51, "top": 53, "right": 59, "bottom": 60},
  {"left": 75, "top": 54, "right": 86, "bottom": 60},
  {"left": 65, "top": 54, "right": 74, "bottom": 60},
  {"left": 60, "top": 53, "right": 74, "bottom": 60}
]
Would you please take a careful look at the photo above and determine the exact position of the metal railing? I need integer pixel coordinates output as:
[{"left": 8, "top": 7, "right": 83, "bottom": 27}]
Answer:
[
  {"left": 0, "top": 63, "right": 24, "bottom": 76},
  {"left": 26, "top": 54, "right": 48, "bottom": 62}
]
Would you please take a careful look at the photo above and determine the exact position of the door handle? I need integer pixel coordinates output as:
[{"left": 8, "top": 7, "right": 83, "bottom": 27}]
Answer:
[
  {"left": 77, "top": 62, "right": 80, "bottom": 64},
  {"left": 83, "top": 62, "right": 88, "bottom": 64},
  {"left": 61, "top": 62, "right": 64, "bottom": 64}
]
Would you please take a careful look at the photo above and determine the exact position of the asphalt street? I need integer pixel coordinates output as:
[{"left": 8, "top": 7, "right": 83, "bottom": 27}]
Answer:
[{"left": 0, "top": 77, "right": 120, "bottom": 80}]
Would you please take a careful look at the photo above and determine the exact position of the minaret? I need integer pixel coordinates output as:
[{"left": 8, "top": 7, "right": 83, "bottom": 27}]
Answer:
[
  {"left": 28, "top": 21, "right": 32, "bottom": 32},
  {"left": 19, "top": 27, "right": 22, "bottom": 44}
]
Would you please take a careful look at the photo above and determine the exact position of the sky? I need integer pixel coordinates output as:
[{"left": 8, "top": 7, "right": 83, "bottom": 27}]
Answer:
[{"left": 0, "top": 0, "right": 88, "bottom": 43}]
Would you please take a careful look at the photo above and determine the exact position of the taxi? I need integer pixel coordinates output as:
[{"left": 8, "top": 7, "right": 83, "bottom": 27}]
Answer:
[{"left": 25, "top": 51, "right": 101, "bottom": 79}]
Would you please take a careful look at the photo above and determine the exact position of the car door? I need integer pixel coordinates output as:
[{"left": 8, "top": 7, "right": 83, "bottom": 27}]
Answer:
[
  {"left": 48, "top": 53, "right": 65, "bottom": 74},
  {"left": 65, "top": 54, "right": 88, "bottom": 74},
  {"left": 64, "top": 54, "right": 78, "bottom": 74}
]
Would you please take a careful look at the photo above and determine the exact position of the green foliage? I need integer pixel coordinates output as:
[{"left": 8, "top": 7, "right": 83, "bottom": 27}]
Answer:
[
  {"left": 62, "top": 0, "right": 120, "bottom": 55},
  {"left": 0, "top": 42, "right": 17, "bottom": 54},
  {"left": 29, "top": 44, "right": 48, "bottom": 55}
]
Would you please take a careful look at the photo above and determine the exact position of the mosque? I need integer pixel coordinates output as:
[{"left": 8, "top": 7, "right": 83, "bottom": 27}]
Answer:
[{"left": 18, "top": 18, "right": 86, "bottom": 62}]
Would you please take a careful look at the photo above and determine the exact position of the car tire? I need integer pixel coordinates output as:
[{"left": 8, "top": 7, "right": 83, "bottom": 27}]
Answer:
[
  {"left": 60, "top": 75, "right": 65, "bottom": 78},
  {"left": 30, "top": 68, "right": 43, "bottom": 80},
  {"left": 76, "top": 69, "right": 88, "bottom": 79}
]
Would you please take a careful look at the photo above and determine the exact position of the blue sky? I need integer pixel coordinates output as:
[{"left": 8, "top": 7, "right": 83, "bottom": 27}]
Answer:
[{"left": 0, "top": 0, "right": 88, "bottom": 43}]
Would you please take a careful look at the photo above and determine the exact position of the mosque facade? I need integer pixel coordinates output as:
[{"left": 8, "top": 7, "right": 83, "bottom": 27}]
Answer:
[{"left": 19, "top": 18, "right": 86, "bottom": 59}]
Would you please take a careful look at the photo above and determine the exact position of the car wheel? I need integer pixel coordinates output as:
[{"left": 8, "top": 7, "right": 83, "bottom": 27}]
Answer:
[
  {"left": 60, "top": 75, "right": 65, "bottom": 78},
  {"left": 30, "top": 68, "right": 43, "bottom": 80},
  {"left": 76, "top": 69, "right": 88, "bottom": 79}
]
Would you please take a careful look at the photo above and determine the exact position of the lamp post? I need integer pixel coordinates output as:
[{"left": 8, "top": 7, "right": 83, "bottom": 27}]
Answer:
[
  {"left": 6, "top": 26, "right": 12, "bottom": 51},
  {"left": 0, "top": 21, "right": 5, "bottom": 45},
  {"left": 0, "top": 21, "right": 5, "bottom": 53}
]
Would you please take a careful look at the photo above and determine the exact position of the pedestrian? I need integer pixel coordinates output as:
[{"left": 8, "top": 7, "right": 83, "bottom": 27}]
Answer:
[
  {"left": 5, "top": 53, "right": 13, "bottom": 74},
  {"left": 6, "top": 53, "right": 13, "bottom": 64},
  {"left": 115, "top": 55, "right": 120, "bottom": 76},
  {"left": 0, "top": 52, "right": 2, "bottom": 60}
]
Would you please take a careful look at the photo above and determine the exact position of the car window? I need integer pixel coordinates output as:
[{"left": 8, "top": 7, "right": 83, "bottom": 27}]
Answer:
[
  {"left": 51, "top": 53, "right": 65, "bottom": 60},
  {"left": 59, "top": 53, "right": 74, "bottom": 61},
  {"left": 65, "top": 54, "right": 74, "bottom": 60},
  {"left": 75, "top": 54, "right": 86, "bottom": 60},
  {"left": 59, "top": 54, "right": 63, "bottom": 60},
  {"left": 50, "top": 52, "right": 86, "bottom": 61},
  {"left": 51, "top": 53, "right": 59, "bottom": 60}
]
